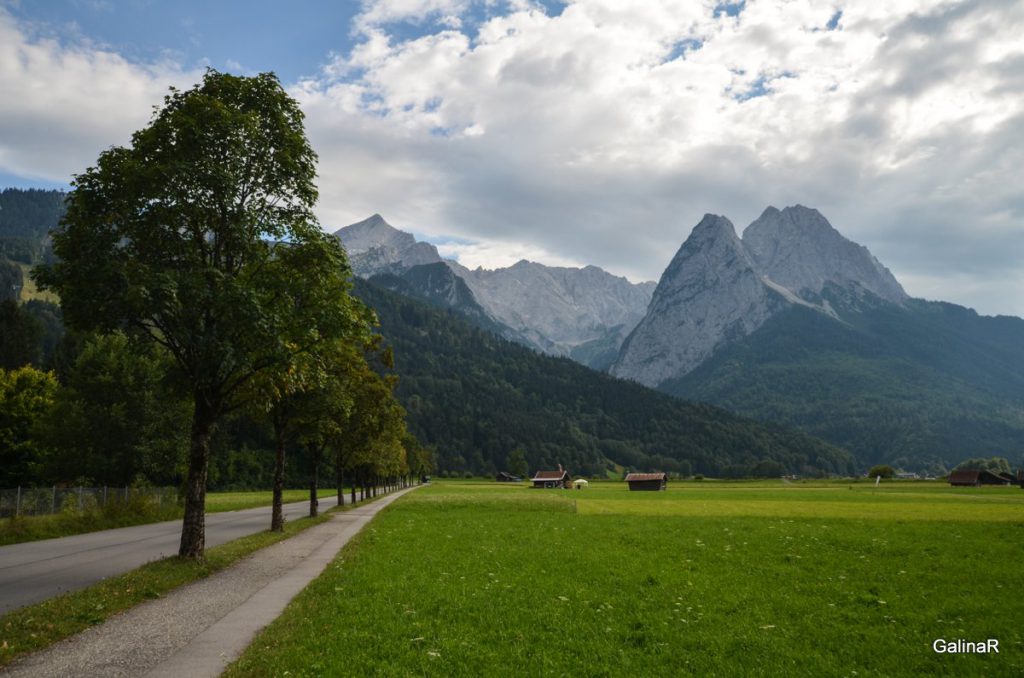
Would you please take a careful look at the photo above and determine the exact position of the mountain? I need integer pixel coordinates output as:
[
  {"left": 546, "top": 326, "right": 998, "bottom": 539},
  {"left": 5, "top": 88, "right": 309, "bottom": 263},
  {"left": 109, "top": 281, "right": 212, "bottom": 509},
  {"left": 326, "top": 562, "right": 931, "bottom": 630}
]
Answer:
[
  {"left": 612, "top": 214, "right": 792, "bottom": 386},
  {"left": 743, "top": 205, "right": 907, "bottom": 305},
  {"left": 334, "top": 214, "right": 444, "bottom": 277},
  {"left": 353, "top": 277, "right": 854, "bottom": 478},
  {"left": 613, "top": 205, "right": 1024, "bottom": 470},
  {"left": 334, "top": 214, "right": 655, "bottom": 367},
  {"left": 448, "top": 259, "right": 656, "bottom": 357}
]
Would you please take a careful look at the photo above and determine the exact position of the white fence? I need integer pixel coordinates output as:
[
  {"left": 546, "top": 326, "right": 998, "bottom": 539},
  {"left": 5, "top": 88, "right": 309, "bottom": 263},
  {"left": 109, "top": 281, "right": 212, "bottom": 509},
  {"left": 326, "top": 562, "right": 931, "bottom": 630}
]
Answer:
[{"left": 0, "top": 486, "right": 178, "bottom": 518}]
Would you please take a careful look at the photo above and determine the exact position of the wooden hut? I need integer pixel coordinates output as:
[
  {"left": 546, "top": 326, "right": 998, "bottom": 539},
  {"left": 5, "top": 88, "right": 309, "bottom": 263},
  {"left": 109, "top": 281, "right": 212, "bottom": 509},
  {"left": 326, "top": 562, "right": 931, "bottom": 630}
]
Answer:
[
  {"left": 948, "top": 470, "right": 1012, "bottom": 487},
  {"left": 625, "top": 472, "right": 668, "bottom": 491},
  {"left": 532, "top": 465, "right": 571, "bottom": 489},
  {"left": 496, "top": 471, "right": 522, "bottom": 482}
]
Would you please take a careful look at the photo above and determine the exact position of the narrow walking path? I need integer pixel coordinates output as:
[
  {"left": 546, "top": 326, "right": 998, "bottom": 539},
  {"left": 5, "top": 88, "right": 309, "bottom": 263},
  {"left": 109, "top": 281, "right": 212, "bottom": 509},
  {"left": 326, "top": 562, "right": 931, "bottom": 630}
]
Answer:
[{"left": 6, "top": 486, "right": 418, "bottom": 678}]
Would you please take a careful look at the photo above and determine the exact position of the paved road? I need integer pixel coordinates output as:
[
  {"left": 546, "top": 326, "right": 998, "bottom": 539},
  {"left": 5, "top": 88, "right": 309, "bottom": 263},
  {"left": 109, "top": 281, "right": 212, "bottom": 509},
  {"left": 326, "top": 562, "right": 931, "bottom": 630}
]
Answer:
[{"left": 0, "top": 496, "right": 341, "bottom": 614}]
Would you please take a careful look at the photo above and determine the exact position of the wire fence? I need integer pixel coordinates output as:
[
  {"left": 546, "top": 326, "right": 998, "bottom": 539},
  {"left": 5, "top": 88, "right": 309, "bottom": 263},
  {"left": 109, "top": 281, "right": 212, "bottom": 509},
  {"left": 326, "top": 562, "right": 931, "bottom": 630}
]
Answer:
[{"left": 0, "top": 486, "right": 179, "bottom": 519}]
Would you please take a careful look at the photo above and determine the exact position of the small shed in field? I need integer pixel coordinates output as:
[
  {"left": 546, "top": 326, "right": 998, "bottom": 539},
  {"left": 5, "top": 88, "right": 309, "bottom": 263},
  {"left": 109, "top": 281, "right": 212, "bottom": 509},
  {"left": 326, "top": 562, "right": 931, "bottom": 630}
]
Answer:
[
  {"left": 948, "top": 470, "right": 1012, "bottom": 487},
  {"left": 625, "top": 472, "right": 668, "bottom": 491},
  {"left": 496, "top": 471, "right": 522, "bottom": 482},
  {"left": 532, "top": 466, "right": 571, "bottom": 489}
]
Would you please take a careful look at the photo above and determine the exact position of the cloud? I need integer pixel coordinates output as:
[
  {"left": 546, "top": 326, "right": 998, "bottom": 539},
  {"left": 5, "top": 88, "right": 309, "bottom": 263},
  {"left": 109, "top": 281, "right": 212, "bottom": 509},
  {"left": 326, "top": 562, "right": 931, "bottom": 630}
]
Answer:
[
  {"left": 1, "top": 2, "right": 1022, "bottom": 317},
  {"left": 0, "top": 9, "right": 198, "bottom": 184},
  {"left": 302, "top": 0, "right": 1024, "bottom": 315}
]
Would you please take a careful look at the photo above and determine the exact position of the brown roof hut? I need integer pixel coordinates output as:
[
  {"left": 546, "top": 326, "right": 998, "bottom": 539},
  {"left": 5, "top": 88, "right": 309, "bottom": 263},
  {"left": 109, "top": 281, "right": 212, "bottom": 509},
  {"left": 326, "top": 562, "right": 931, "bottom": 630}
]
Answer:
[
  {"left": 532, "top": 465, "right": 570, "bottom": 489},
  {"left": 948, "top": 470, "right": 1013, "bottom": 487},
  {"left": 496, "top": 471, "right": 522, "bottom": 482},
  {"left": 625, "top": 472, "right": 668, "bottom": 491}
]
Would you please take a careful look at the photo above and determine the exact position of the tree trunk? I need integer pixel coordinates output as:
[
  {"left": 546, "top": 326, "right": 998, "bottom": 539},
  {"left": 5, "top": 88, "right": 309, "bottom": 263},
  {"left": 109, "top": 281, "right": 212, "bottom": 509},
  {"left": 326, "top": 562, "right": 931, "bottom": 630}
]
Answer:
[
  {"left": 336, "top": 460, "right": 344, "bottom": 507},
  {"left": 178, "top": 398, "right": 216, "bottom": 559},
  {"left": 271, "top": 414, "right": 286, "bottom": 532},
  {"left": 309, "top": 443, "right": 320, "bottom": 518}
]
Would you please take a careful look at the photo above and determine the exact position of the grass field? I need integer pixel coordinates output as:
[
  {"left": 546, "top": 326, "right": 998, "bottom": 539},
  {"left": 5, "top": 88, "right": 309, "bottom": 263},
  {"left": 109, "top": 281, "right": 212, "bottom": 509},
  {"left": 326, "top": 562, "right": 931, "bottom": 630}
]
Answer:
[
  {"left": 228, "top": 480, "right": 1024, "bottom": 677},
  {"left": 16, "top": 263, "right": 59, "bottom": 303},
  {"left": 0, "top": 489, "right": 317, "bottom": 546}
]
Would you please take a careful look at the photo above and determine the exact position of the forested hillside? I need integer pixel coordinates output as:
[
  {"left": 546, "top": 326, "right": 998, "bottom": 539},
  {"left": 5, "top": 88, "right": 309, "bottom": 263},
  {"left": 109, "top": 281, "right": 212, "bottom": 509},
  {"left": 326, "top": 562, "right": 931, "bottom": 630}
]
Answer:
[
  {"left": 354, "top": 279, "right": 854, "bottom": 477},
  {"left": 663, "top": 300, "right": 1024, "bottom": 472}
]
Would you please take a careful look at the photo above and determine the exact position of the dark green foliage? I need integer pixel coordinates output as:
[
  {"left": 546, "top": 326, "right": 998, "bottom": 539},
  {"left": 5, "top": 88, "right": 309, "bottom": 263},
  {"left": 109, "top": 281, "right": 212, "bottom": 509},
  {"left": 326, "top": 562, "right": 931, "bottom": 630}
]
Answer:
[
  {"left": 0, "top": 188, "right": 64, "bottom": 265},
  {"left": 37, "top": 333, "right": 189, "bottom": 486},
  {"left": 353, "top": 279, "right": 853, "bottom": 477},
  {"left": 0, "top": 258, "right": 22, "bottom": 301},
  {"left": 867, "top": 464, "right": 895, "bottom": 479},
  {"left": 953, "top": 457, "right": 1012, "bottom": 474},
  {"left": 0, "top": 299, "right": 42, "bottom": 369},
  {"left": 664, "top": 300, "right": 1024, "bottom": 470},
  {"left": 0, "top": 366, "right": 58, "bottom": 486},
  {"left": 21, "top": 300, "right": 64, "bottom": 368}
]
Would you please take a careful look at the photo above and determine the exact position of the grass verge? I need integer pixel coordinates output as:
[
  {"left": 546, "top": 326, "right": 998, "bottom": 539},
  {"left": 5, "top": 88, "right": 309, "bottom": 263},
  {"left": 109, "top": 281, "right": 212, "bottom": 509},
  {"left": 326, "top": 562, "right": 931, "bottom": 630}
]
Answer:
[
  {"left": 0, "top": 489, "right": 319, "bottom": 547},
  {"left": 0, "top": 500, "right": 346, "bottom": 667}
]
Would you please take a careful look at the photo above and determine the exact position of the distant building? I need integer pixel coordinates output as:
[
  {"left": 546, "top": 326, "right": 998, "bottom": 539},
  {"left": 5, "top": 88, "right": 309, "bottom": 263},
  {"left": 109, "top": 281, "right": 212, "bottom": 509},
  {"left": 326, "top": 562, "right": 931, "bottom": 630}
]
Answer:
[
  {"left": 532, "top": 465, "right": 571, "bottom": 489},
  {"left": 625, "top": 472, "right": 668, "bottom": 491},
  {"left": 496, "top": 471, "right": 522, "bottom": 483},
  {"left": 948, "top": 470, "right": 1012, "bottom": 487}
]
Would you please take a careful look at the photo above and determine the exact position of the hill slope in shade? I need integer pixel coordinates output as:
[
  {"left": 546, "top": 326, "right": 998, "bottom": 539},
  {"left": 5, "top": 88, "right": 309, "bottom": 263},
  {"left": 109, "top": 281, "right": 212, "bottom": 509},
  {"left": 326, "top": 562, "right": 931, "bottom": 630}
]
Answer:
[
  {"left": 353, "top": 278, "right": 854, "bottom": 477},
  {"left": 662, "top": 295, "right": 1024, "bottom": 470}
]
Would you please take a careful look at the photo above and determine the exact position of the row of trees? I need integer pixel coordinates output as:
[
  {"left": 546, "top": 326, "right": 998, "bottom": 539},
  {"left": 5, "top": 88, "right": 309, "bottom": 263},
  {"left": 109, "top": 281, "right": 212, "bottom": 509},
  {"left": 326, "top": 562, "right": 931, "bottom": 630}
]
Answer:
[{"left": 18, "top": 70, "right": 429, "bottom": 558}]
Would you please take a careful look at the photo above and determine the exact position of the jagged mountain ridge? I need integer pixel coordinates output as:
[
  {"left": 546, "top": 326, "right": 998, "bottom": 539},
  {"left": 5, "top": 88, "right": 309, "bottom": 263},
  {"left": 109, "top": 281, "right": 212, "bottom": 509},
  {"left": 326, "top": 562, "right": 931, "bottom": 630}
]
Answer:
[
  {"left": 611, "top": 205, "right": 909, "bottom": 386},
  {"left": 334, "top": 215, "right": 656, "bottom": 366}
]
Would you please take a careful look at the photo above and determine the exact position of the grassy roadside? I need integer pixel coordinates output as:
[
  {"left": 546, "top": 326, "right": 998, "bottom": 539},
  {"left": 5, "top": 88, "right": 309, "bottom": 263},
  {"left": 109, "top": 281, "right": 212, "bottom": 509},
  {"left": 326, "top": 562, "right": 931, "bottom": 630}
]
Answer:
[
  {"left": 0, "top": 493, "right": 382, "bottom": 668},
  {"left": 0, "top": 489, "right": 316, "bottom": 547}
]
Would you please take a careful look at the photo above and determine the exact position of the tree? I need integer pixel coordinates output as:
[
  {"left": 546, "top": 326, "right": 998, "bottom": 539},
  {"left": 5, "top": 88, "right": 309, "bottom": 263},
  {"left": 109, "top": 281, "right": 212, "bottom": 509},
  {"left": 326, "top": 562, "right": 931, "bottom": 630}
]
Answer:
[
  {"left": 0, "top": 366, "right": 57, "bottom": 486},
  {"left": 507, "top": 447, "right": 528, "bottom": 478},
  {"left": 37, "top": 70, "right": 363, "bottom": 558},
  {"left": 0, "top": 299, "right": 43, "bottom": 369},
  {"left": 38, "top": 333, "right": 189, "bottom": 486},
  {"left": 868, "top": 464, "right": 895, "bottom": 479}
]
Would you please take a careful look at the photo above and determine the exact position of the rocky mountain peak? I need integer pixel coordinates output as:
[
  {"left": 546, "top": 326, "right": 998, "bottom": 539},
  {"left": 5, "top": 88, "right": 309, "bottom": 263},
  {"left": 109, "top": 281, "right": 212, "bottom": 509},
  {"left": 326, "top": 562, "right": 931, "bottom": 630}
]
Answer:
[
  {"left": 334, "top": 214, "right": 443, "bottom": 277},
  {"left": 743, "top": 205, "right": 907, "bottom": 304},
  {"left": 611, "top": 213, "right": 784, "bottom": 387}
]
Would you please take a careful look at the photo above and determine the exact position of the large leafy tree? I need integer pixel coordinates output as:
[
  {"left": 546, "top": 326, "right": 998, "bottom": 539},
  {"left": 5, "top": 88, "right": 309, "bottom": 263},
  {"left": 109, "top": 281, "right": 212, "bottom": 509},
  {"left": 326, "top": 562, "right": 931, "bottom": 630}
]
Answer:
[
  {"left": 0, "top": 366, "right": 57, "bottom": 486},
  {"left": 38, "top": 333, "right": 189, "bottom": 486},
  {"left": 37, "top": 70, "right": 366, "bottom": 557}
]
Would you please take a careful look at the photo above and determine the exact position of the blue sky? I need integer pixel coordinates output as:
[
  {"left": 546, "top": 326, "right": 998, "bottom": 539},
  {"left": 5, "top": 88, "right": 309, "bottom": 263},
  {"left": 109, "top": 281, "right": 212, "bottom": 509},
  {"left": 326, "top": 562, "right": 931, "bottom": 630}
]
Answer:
[
  {"left": 1, "top": 1, "right": 1023, "bottom": 316},
  {"left": 7, "top": 0, "right": 362, "bottom": 82}
]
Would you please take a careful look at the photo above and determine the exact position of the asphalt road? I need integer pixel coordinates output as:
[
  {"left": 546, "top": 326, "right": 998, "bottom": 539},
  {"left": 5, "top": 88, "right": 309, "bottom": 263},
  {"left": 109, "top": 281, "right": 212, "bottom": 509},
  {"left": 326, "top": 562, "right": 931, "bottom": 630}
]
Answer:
[{"left": 0, "top": 496, "right": 340, "bottom": 615}]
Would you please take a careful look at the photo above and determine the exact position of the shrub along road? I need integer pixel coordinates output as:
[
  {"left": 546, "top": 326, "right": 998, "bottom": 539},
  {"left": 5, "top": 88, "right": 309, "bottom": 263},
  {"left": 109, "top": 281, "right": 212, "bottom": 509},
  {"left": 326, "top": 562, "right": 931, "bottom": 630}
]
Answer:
[{"left": 0, "top": 496, "right": 340, "bottom": 614}]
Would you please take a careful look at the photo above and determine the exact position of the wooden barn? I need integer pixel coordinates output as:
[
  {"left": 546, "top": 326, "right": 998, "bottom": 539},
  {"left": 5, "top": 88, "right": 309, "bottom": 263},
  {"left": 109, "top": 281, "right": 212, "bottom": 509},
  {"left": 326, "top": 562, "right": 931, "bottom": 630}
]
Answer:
[
  {"left": 496, "top": 471, "right": 522, "bottom": 483},
  {"left": 948, "top": 470, "right": 1013, "bottom": 487},
  {"left": 532, "top": 466, "right": 571, "bottom": 489},
  {"left": 625, "top": 472, "right": 668, "bottom": 491}
]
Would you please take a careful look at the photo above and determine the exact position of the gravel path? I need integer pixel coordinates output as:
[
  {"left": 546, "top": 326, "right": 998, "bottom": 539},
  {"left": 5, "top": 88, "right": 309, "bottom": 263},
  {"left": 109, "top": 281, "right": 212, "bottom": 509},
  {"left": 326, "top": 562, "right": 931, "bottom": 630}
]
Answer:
[{"left": 5, "top": 487, "right": 417, "bottom": 678}]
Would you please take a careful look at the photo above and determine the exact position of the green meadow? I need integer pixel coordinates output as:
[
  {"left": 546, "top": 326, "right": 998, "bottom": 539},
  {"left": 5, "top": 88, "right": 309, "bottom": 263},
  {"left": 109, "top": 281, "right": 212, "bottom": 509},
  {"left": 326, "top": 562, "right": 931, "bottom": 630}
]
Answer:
[{"left": 229, "top": 480, "right": 1024, "bottom": 677}]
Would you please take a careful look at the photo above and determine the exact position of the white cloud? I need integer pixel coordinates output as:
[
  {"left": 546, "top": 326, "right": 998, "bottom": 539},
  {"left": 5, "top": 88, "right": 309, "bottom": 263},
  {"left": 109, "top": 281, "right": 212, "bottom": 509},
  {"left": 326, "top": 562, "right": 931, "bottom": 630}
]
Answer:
[
  {"left": 0, "top": 9, "right": 198, "bottom": 184},
  {"left": 436, "top": 238, "right": 584, "bottom": 270},
  {"left": 2, "top": 2, "right": 1023, "bottom": 316},
  {"left": 303, "top": 0, "right": 1024, "bottom": 316}
]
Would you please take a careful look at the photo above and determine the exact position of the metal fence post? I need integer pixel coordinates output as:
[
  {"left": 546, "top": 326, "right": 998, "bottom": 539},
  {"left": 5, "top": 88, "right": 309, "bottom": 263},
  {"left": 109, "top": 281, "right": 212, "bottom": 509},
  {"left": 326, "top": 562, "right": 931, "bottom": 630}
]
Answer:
[
  {"left": 125, "top": 486, "right": 129, "bottom": 502},
  {"left": 103, "top": 486, "right": 108, "bottom": 507},
  {"left": 78, "top": 486, "right": 83, "bottom": 511},
  {"left": 52, "top": 486, "right": 56, "bottom": 513},
  {"left": 15, "top": 486, "right": 21, "bottom": 517}
]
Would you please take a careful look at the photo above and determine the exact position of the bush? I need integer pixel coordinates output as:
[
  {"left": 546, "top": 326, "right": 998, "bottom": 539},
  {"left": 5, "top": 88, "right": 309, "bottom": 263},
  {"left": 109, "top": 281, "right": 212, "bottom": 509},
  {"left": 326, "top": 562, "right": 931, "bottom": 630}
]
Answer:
[
  {"left": 867, "top": 465, "right": 895, "bottom": 479},
  {"left": 693, "top": 474, "right": 705, "bottom": 481}
]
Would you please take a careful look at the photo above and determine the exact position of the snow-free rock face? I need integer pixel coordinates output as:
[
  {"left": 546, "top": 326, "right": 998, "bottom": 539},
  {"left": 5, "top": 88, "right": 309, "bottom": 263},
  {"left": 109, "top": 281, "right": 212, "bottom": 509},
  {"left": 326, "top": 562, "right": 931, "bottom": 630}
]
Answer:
[
  {"left": 334, "top": 214, "right": 443, "bottom": 277},
  {"left": 611, "top": 206, "right": 910, "bottom": 387},
  {"left": 449, "top": 260, "right": 656, "bottom": 356},
  {"left": 743, "top": 205, "right": 907, "bottom": 304},
  {"left": 334, "top": 214, "right": 656, "bottom": 365},
  {"left": 611, "top": 214, "right": 788, "bottom": 386}
]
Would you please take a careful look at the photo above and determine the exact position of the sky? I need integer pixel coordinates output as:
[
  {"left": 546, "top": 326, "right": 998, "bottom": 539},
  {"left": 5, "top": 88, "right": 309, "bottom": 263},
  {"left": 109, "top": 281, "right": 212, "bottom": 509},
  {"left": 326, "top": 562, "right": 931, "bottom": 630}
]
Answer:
[{"left": 1, "top": 0, "right": 1022, "bottom": 317}]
